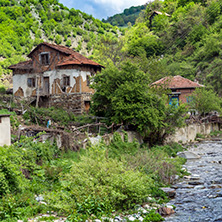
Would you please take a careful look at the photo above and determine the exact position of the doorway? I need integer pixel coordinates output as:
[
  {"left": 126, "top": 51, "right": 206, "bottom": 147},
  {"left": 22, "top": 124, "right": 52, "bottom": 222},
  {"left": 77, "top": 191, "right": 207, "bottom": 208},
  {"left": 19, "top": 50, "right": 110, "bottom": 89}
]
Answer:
[{"left": 43, "top": 77, "right": 49, "bottom": 95}]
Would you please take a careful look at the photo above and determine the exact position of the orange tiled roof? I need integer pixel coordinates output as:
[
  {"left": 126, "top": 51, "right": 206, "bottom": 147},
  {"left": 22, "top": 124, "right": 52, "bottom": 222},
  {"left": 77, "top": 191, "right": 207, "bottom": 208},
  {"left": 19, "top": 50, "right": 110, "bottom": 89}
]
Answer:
[
  {"left": 151, "top": 75, "right": 204, "bottom": 89},
  {"left": 9, "top": 60, "right": 33, "bottom": 70},
  {"left": 28, "top": 42, "right": 75, "bottom": 57},
  {"left": 9, "top": 42, "right": 103, "bottom": 69},
  {"left": 29, "top": 42, "right": 103, "bottom": 67},
  {"left": 56, "top": 53, "right": 103, "bottom": 67}
]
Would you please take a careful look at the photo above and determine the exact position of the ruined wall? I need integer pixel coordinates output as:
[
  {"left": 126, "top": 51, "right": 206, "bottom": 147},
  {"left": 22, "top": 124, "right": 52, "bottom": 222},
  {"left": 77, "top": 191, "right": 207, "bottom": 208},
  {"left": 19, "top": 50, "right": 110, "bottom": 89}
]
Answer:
[
  {"left": 0, "top": 115, "right": 11, "bottom": 146},
  {"left": 13, "top": 68, "right": 94, "bottom": 98},
  {"left": 13, "top": 73, "right": 37, "bottom": 97},
  {"left": 166, "top": 122, "right": 220, "bottom": 144},
  {"left": 49, "top": 93, "right": 93, "bottom": 113}
]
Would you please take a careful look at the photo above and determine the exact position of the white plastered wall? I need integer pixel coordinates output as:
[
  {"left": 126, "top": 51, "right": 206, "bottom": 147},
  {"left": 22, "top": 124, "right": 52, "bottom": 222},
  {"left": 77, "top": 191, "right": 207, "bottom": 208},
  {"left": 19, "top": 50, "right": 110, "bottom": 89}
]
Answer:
[
  {"left": 44, "top": 69, "right": 91, "bottom": 94},
  {"left": 0, "top": 116, "right": 11, "bottom": 146},
  {"left": 13, "top": 73, "right": 37, "bottom": 97},
  {"left": 13, "top": 68, "right": 92, "bottom": 97}
]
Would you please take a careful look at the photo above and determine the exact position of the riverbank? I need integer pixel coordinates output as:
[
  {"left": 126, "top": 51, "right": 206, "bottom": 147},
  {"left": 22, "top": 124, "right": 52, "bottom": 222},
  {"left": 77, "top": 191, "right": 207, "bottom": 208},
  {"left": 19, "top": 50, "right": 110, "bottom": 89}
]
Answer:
[{"left": 166, "top": 138, "right": 222, "bottom": 222}]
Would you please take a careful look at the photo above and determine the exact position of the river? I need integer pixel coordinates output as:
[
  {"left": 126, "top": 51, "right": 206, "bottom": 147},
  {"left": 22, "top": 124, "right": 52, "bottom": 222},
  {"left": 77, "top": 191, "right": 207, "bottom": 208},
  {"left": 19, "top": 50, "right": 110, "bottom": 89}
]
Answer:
[{"left": 166, "top": 139, "right": 222, "bottom": 222}]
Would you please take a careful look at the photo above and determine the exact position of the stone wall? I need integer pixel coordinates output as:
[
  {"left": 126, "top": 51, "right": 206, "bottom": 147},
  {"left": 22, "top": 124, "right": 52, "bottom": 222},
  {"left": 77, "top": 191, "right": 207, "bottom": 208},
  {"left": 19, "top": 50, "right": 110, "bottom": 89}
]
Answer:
[
  {"left": 166, "top": 122, "right": 220, "bottom": 144},
  {"left": 0, "top": 93, "right": 93, "bottom": 114},
  {"left": 49, "top": 93, "right": 92, "bottom": 113}
]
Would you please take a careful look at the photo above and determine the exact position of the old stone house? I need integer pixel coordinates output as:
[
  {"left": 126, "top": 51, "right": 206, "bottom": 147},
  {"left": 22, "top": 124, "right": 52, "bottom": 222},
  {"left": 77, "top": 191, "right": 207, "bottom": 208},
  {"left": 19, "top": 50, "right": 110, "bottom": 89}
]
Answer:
[
  {"left": 0, "top": 114, "right": 11, "bottom": 146},
  {"left": 151, "top": 75, "right": 203, "bottom": 106},
  {"left": 9, "top": 42, "right": 104, "bottom": 113}
]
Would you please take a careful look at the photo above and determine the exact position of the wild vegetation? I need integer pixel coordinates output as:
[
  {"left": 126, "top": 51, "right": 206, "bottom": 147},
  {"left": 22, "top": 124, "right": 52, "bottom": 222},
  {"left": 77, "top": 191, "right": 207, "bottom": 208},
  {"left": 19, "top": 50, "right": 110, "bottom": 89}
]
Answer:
[
  {"left": 0, "top": 131, "right": 185, "bottom": 221},
  {"left": 1, "top": 0, "right": 222, "bottom": 220}
]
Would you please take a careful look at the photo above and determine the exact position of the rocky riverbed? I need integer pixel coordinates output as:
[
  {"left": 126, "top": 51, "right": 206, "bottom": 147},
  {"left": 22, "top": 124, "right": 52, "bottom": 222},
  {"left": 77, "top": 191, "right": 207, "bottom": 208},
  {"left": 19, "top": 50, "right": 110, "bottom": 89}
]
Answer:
[{"left": 166, "top": 139, "right": 222, "bottom": 222}]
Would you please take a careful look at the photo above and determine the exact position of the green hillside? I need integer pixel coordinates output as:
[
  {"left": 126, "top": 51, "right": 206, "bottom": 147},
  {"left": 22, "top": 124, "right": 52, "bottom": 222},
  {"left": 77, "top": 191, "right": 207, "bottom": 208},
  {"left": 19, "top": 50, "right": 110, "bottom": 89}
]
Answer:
[
  {"left": 102, "top": 4, "right": 146, "bottom": 27},
  {"left": 0, "top": 0, "right": 119, "bottom": 78},
  {"left": 1, "top": 0, "right": 222, "bottom": 97},
  {"left": 93, "top": 0, "right": 222, "bottom": 97}
]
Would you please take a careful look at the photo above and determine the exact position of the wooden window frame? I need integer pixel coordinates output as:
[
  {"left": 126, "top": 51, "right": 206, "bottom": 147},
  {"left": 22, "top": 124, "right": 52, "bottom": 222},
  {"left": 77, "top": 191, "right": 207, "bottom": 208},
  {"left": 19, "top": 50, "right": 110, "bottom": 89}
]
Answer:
[
  {"left": 27, "top": 78, "right": 36, "bottom": 88},
  {"left": 63, "top": 76, "right": 70, "bottom": 86},
  {"left": 40, "top": 52, "right": 50, "bottom": 65}
]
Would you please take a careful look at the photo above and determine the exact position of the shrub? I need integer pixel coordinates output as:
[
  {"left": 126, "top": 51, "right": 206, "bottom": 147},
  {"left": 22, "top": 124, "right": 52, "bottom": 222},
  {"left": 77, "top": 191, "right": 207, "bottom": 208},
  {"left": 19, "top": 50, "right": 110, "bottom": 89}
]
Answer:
[
  {"left": 125, "top": 145, "right": 186, "bottom": 185},
  {"left": 55, "top": 34, "right": 62, "bottom": 44},
  {"left": 0, "top": 85, "right": 6, "bottom": 93},
  {"left": 143, "top": 209, "right": 164, "bottom": 222},
  {"left": 65, "top": 39, "right": 72, "bottom": 47},
  {"left": 23, "top": 106, "right": 76, "bottom": 126},
  {"left": 47, "top": 146, "right": 154, "bottom": 213}
]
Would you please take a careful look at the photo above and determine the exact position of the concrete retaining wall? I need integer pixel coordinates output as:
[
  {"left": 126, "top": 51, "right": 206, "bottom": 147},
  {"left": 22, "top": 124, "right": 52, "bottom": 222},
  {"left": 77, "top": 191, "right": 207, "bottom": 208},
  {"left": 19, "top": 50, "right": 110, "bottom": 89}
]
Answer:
[{"left": 166, "top": 122, "right": 220, "bottom": 144}]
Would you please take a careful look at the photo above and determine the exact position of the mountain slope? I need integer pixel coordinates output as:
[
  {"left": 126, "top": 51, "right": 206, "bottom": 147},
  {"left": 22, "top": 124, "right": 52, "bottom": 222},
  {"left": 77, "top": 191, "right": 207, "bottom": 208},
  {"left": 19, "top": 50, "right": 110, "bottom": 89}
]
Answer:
[
  {"left": 102, "top": 4, "right": 146, "bottom": 27},
  {"left": 0, "top": 0, "right": 119, "bottom": 78}
]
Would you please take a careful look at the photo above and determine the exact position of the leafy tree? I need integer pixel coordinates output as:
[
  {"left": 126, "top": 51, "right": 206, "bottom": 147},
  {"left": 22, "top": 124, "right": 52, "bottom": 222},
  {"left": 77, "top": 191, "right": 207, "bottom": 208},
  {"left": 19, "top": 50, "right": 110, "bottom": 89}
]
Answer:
[
  {"left": 189, "top": 87, "right": 222, "bottom": 115},
  {"left": 91, "top": 62, "right": 187, "bottom": 143},
  {"left": 124, "top": 22, "right": 163, "bottom": 58}
]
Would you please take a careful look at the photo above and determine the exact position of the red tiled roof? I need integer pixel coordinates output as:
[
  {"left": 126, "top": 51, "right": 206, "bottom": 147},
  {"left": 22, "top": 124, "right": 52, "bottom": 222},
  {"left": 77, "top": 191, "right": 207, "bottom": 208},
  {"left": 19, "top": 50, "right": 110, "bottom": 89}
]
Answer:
[
  {"left": 151, "top": 75, "right": 204, "bottom": 89},
  {"left": 56, "top": 54, "right": 103, "bottom": 67},
  {"left": 28, "top": 42, "right": 75, "bottom": 57},
  {"left": 28, "top": 42, "right": 103, "bottom": 68},
  {"left": 9, "top": 42, "right": 103, "bottom": 70},
  {"left": 8, "top": 60, "right": 33, "bottom": 70}
]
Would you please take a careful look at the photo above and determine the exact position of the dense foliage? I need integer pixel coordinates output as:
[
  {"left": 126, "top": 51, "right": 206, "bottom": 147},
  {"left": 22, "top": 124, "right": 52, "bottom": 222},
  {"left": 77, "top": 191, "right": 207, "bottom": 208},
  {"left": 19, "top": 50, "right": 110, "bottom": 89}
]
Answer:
[
  {"left": 92, "top": 0, "right": 222, "bottom": 98},
  {"left": 91, "top": 62, "right": 187, "bottom": 144},
  {"left": 189, "top": 87, "right": 222, "bottom": 115},
  {"left": 102, "top": 4, "right": 146, "bottom": 27},
  {"left": 0, "top": 133, "right": 185, "bottom": 221},
  {"left": 1, "top": 0, "right": 222, "bottom": 97}
]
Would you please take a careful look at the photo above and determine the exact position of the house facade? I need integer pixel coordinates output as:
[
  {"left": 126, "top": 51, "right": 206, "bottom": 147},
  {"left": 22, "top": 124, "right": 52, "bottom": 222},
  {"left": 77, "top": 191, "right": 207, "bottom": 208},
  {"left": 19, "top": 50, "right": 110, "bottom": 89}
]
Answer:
[
  {"left": 0, "top": 114, "right": 11, "bottom": 146},
  {"left": 9, "top": 42, "right": 103, "bottom": 113},
  {"left": 151, "top": 75, "right": 203, "bottom": 105}
]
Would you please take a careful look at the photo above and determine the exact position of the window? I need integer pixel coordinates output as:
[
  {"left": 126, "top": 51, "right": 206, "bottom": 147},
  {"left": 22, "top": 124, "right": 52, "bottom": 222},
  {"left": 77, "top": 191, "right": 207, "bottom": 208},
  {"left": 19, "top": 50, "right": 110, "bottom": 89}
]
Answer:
[
  {"left": 169, "top": 96, "right": 179, "bottom": 106},
  {"left": 186, "top": 96, "right": 193, "bottom": 103},
  {"left": 87, "top": 75, "right": 90, "bottom": 86},
  {"left": 40, "top": 53, "right": 50, "bottom": 65},
  {"left": 63, "top": 76, "right": 70, "bottom": 86},
  {"left": 27, "top": 78, "right": 35, "bottom": 87}
]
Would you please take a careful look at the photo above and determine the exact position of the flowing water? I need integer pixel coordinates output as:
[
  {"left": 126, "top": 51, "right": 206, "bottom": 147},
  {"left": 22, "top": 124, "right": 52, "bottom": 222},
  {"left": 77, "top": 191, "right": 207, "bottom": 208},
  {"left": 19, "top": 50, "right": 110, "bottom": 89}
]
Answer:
[{"left": 166, "top": 139, "right": 222, "bottom": 222}]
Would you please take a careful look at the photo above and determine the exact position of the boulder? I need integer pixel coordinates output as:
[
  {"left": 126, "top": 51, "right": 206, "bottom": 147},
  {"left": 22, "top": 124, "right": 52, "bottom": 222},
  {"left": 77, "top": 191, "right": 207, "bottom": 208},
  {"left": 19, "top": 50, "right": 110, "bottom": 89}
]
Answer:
[
  {"left": 160, "top": 187, "right": 176, "bottom": 198},
  {"left": 157, "top": 206, "right": 175, "bottom": 216},
  {"left": 177, "top": 151, "right": 200, "bottom": 159}
]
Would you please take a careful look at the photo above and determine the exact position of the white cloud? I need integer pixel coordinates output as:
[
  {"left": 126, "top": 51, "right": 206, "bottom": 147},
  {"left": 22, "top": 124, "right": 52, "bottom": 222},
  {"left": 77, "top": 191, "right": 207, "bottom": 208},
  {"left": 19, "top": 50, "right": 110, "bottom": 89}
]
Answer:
[
  {"left": 94, "top": 0, "right": 148, "bottom": 12},
  {"left": 59, "top": 0, "right": 148, "bottom": 19}
]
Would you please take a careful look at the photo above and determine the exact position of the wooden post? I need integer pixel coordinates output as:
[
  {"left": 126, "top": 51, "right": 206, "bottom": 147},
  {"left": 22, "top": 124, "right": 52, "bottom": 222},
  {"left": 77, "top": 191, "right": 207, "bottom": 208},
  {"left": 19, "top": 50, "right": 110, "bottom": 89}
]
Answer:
[{"left": 36, "top": 75, "right": 40, "bottom": 108}]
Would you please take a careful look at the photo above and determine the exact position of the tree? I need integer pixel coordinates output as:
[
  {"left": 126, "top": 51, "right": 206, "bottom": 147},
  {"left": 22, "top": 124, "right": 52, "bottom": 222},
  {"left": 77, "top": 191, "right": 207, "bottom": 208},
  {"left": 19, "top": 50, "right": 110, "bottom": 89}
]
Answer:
[
  {"left": 189, "top": 87, "right": 222, "bottom": 115},
  {"left": 91, "top": 62, "right": 187, "bottom": 144}
]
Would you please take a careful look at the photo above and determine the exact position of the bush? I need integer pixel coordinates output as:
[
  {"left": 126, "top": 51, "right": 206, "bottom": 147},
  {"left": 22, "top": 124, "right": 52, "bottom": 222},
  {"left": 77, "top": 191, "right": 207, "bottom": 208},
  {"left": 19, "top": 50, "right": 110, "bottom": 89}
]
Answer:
[
  {"left": 55, "top": 34, "right": 62, "bottom": 44},
  {"left": 23, "top": 106, "right": 76, "bottom": 126},
  {"left": 47, "top": 146, "right": 154, "bottom": 213},
  {"left": 143, "top": 209, "right": 164, "bottom": 222},
  {"left": 65, "top": 39, "right": 72, "bottom": 47},
  {"left": 0, "top": 85, "right": 6, "bottom": 94}
]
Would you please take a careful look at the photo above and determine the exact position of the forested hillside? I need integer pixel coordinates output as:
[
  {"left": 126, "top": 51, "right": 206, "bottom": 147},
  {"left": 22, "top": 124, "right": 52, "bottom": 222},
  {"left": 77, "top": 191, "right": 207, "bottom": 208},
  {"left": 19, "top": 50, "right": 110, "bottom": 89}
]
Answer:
[
  {"left": 102, "top": 4, "right": 146, "bottom": 27},
  {"left": 0, "top": 0, "right": 119, "bottom": 78},
  {"left": 93, "top": 0, "right": 222, "bottom": 97},
  {"left": 1, "top": 0, "right": 222, "bottom": 97}
]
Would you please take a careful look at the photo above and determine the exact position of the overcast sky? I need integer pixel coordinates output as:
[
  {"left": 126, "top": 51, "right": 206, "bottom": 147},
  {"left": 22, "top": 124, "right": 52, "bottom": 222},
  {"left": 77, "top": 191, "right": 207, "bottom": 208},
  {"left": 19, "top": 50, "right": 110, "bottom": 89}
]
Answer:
[{"left": 59, "top": 0, "right": 148, "bottom": 20}]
